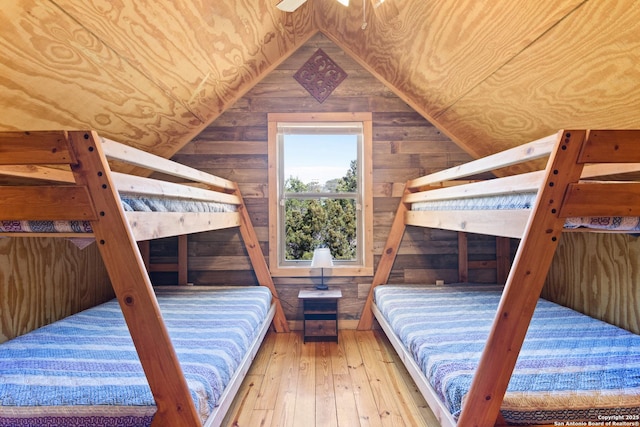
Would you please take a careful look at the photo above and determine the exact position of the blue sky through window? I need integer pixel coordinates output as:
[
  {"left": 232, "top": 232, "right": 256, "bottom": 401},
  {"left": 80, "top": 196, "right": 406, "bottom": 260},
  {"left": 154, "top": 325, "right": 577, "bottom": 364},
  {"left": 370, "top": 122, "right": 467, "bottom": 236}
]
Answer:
[{"left": 284, "top": 134, "right": 357, "bottom": 186}]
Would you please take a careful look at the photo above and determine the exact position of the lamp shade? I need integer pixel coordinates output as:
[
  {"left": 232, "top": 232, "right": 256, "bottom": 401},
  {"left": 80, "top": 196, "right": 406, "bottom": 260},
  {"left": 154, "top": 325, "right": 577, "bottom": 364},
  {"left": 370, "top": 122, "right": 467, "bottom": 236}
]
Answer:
[{"left": 311, "top": 247, "right": 334, "bottom": 268}]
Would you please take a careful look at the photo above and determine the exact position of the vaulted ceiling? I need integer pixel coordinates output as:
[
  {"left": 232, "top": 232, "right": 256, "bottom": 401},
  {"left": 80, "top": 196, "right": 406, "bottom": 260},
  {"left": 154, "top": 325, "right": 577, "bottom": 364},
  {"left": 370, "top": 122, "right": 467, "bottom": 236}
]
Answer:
[{"left": 1, "top": 0, "right": 638, "bottom": 165}]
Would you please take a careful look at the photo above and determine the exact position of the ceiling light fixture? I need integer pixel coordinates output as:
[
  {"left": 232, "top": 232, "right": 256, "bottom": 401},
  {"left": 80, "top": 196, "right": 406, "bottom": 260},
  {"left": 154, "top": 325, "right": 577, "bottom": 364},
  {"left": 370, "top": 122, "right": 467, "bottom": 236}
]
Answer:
[
  {"left": 276, "top": 0, "right": 349, "bottom": 12},
  {"left": 276, "top": 0, "right": 306, "bottom": 12},
  {"left": 361, "top": 0, "right": 367, "bottom": 29},
  {"left": 275, "top": 0, "right": 383, "bottom": 12}
]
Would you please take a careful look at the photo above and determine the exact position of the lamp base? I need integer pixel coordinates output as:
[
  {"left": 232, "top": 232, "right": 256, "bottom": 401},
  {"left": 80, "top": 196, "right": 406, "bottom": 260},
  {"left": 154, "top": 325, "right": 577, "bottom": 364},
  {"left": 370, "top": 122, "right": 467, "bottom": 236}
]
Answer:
[{"left": 315, "top": 283, "right": 329, "bottom": 291}]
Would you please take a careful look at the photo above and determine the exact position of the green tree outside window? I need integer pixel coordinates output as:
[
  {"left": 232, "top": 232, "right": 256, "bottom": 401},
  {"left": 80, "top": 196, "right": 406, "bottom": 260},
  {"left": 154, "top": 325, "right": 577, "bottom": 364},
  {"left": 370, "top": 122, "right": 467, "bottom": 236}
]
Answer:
[{"left": 284, "top": 160, "right": 357, "bottom": 261}]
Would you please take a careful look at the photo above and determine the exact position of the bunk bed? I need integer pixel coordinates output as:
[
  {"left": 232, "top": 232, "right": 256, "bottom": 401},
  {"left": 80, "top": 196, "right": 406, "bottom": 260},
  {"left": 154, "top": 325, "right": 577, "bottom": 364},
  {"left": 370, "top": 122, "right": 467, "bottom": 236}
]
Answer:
[
  {"left": 0, "top": 130, "right": 290, "bottom": 426},
  {"left": 357, "top": 129, "right": 640, "bottom": 427}
]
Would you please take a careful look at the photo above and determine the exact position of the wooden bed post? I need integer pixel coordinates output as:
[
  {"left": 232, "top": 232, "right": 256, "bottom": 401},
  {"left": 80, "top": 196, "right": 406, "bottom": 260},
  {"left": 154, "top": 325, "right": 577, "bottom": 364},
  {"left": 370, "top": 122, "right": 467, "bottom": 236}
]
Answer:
[
  {"left": 138, "top": 236, "right": 189, "bottom": 286},
  {"left": 234, "top": 184, "right": 290, "bottom": 333},
  {"left": 138, "top": 240, "right": 150, "bottom": 271},
  {"left": 458, "top": 232, "right": 468, "bottom": 282},
  {"left": 178, "top": 234, "right": 188, "bottom": 285},
  {"left": 457, "top": 130, "right": 587, "bottom": 427},
  {"left": 67, "top": 131, "right": 201, "bottom": 426},
  {"left": 357, "top": 184, "right": 410, "bottom": 330},
  {"left": 495, "top": 236, "right": 510, "bottom": 285}
]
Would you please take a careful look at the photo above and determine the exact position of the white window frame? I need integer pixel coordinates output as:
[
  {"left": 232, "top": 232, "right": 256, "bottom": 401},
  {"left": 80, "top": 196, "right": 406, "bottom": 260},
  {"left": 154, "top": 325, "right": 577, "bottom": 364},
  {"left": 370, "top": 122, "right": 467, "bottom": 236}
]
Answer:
[{"left": 268, "top": 112, "right": 373, "bottom": 277}]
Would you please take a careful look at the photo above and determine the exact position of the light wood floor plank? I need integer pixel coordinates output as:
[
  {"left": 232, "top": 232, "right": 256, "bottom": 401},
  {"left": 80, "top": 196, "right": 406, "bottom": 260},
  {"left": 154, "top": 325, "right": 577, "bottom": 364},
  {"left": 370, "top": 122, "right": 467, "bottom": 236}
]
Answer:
[
  {"left": 248, "top": 409, "right": 273, "bottom": 427},
  {"left": 249, "top": 328, "right": 276, "bottom": 376},
  {"left": 337, "top": 330, "right": 384, "bottom": 427},
  {"left": 315, "top": 342, "right": 339, "bottom": 427},
  {"left": 270, "top": 333, "right": 301, "bottom": 427},
  {"left": 356, "top": 331, "right": 406, "bottom": 426},
  {"left": 222, "top": 330, "right": 440, "bottom": 427},
  {"left": 223, "top": 373, "right": 261, "bottom": 427},
  {"left": 331, "top": 334, "right": 350, "bottom": 376},
  {"left": 224, "top": 332, "right": 278, "bottom": 426},
  {"left": 372, "top": 331, "right": 433, "bottom": 426},
  {"left": 334, "top": 371, "right": 362, "bottom": 426},
  {"left": 293, "top": 336, "right": 317, "bottom": 426},
  {"left": 375, "top": 331, "right": 441, "bottom": 426},
  {"left": 254, "top": 331, "right": 296, "bottom": 410}
]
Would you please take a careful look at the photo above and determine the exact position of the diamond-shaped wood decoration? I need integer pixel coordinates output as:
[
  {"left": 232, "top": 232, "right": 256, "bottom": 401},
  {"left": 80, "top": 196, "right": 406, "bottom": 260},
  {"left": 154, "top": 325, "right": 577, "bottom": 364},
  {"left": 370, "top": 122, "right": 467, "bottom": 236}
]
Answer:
[{"left": 293, "top": 48, "right": 347, "bottom": 103}]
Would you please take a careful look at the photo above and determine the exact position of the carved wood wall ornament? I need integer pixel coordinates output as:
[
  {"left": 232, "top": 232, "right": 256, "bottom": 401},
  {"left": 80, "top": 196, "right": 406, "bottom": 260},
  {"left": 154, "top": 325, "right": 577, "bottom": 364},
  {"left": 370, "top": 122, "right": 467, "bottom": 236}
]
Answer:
[{"left": 294, "top": 48, "right": 347, "bottom": 103}]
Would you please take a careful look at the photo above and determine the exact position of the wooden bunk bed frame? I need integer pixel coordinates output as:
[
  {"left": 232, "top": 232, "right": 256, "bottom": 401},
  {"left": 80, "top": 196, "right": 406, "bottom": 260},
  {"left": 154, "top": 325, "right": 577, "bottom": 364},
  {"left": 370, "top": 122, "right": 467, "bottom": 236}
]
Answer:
[
  {"left": 357, "top": 129, "right": 640, "bottom": 427},
  {"left": 0, "top": 130, "right": 289, "bottom": 426}
]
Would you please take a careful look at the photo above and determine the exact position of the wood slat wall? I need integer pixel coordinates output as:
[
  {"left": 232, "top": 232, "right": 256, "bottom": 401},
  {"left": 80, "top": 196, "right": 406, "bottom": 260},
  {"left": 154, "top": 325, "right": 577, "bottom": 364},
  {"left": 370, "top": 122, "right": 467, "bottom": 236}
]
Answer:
[{"left": 162, "top": 33, "right": 499, "bottom": 324}]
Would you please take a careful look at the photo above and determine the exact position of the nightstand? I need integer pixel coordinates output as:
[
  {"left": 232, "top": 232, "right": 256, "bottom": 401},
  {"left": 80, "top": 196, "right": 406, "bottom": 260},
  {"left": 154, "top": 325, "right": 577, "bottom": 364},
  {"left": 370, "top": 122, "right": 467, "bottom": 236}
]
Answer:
[{"left": 298, "top": 289, "right": 342, "bottom": 343}]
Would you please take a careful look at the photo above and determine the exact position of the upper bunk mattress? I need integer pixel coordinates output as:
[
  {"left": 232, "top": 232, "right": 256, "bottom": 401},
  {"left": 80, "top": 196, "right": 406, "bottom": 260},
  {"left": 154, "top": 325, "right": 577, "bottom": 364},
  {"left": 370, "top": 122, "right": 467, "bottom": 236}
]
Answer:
[
  {"left": 0, "top": 192, "right": 237, "bottom": 233},
  {"left": 411, "top": 192, "right": 640, "bottom": 231},
  {"left": 0, "top": 286, "right": 272, "bottom": 426},
  {"left": 374, "top": 284, "right": 640, "bottom": 425}
]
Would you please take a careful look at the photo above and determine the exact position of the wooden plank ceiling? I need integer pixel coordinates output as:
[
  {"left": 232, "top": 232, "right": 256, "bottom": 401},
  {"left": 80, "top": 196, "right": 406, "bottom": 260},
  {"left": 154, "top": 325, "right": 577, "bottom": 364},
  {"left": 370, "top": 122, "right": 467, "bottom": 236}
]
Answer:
[{"left": 1, "top": 0, "right": 638, "bottom": 166}]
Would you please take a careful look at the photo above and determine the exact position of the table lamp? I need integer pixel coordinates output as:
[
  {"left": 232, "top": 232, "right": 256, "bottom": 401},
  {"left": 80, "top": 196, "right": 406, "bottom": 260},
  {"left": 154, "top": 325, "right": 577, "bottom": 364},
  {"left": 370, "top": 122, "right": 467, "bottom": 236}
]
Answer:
[{"left": 311, "top": 247, "right": 333, "bottom": 290}]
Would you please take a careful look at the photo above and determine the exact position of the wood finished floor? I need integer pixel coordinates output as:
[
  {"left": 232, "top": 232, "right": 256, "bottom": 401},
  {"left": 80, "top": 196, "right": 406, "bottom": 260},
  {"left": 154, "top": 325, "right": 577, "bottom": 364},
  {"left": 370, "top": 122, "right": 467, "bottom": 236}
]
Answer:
[{"left": 221, "top": 329, "right": 441, "bottom": 427}]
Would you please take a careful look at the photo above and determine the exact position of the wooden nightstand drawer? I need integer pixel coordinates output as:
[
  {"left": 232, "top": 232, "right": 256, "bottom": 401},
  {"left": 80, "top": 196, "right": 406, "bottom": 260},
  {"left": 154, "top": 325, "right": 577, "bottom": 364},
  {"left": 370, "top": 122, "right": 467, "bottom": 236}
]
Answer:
[{"left": 304, "top": 319, "right": 337, "bottom": 337}]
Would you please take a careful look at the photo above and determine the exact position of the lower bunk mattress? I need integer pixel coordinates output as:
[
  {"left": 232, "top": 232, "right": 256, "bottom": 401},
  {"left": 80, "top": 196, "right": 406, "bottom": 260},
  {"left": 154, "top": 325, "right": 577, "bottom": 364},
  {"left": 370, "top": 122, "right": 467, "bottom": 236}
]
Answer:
[
  {"left": 0, "top": 286, "right": 273, "bottom": 426},
  {"left": 374, "top": 284, "right": 640, "bottom": 425}
]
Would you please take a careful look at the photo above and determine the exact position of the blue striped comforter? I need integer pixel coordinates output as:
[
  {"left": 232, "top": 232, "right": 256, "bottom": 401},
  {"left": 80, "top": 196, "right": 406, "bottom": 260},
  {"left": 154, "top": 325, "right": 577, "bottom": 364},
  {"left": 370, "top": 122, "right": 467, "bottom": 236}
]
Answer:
[
  {"left": 0, "top": 287, "right": 272, "bottom": 426},
  {"left": 411, "top": 193, "right": 640, "bottom": 231},
  {"left": 0, "top": 192, "right": 237, "bottom": 234},
  {"left": 374, "top": 285, "right": 640, "bottom": 424}
]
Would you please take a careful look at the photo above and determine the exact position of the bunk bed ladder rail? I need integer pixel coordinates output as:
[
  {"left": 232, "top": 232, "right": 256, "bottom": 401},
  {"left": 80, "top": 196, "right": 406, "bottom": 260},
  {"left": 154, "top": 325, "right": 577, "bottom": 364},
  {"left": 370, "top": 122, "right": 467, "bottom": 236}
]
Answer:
[
  {"left": 67, "top": 131, "right": 203, "bottom": 426},
  {"left": 234, "top": 181, "right": 290, "bottom": 333},
  {"left": 357, "top": 186, "right": 411, "bottom": 330}
]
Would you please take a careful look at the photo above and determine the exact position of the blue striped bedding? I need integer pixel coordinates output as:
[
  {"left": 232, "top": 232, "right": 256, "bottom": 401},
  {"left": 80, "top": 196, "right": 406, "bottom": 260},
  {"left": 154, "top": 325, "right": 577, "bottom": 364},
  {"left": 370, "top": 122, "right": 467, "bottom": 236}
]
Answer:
[
  {"left": 374, "top": 284, "right": 640, "bottom": 424},
  {"left": 0, "top": 192, "right": 237, "bottom": 234},
  {"left": 0, "top": 287, "right": 272, "bottom": 426},
  {"left": 411, "top": 193, "right": 640, "bottom": 231}
]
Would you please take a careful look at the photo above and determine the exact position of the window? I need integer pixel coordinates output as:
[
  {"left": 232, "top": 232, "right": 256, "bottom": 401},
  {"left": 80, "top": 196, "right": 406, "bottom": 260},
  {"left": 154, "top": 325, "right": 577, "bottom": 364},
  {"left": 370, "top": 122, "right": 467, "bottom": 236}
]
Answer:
[{"left": 268, "top": 113, "right": 373, "bottom": 277}]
